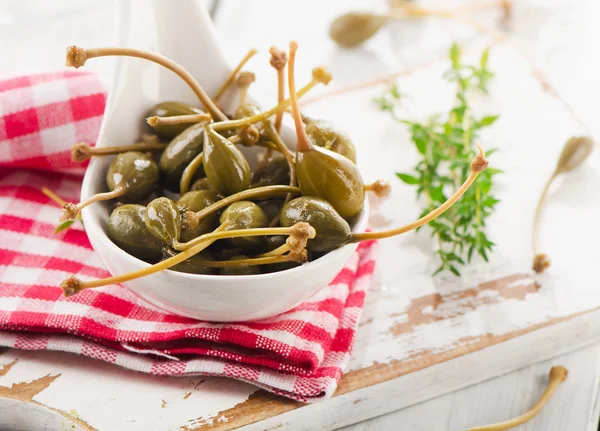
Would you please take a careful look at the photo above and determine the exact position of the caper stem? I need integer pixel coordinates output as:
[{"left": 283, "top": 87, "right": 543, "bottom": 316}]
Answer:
[
  {"left": 287, "top": 41, "right": 313, "bottom": 153},
  {"left": 352, "top": 145, "right": 488, "bottom": 242},
  {"left": 60, "top": 222, "right": 230, "bottom": 296},
  {"left": 193, "top": 254, "right": 295, "bottom": 268},
  {"left": 269, "top": 46, "right": 287, "bottom": 132},
  {"left": 65, "top": 46, "right": 227, "bottom": 121},
  {"left": 210, "top": 79, "right": 322, "bottom": 132},
  {"left": 466, "top": 366, "right": 568, "bottom": 431},
  {"left": 41, "top": 187, "right": 67, "bottom": 206},
  {"left": 256, "top": 243, "right": 290, "bottom": 258},
  {"left": 174, "top": 225, "right": 304, "bottom": 251},
  {"left": 71, "top": 141, "right": 167, "bottom": 163},
  {"left": 147, "top": 113, "right": 211, "bottom": 127},
  {"left": 179, "top": 152, "right": 204, "bottom": 195},
  {"left": 275, "top": 66, "right": 285, "bottom": 132},
  {"left": 532, "top": 174, "right": 555, "bottom": 257},
  {"left": 59, "top": 187, "right": 126, "bottom": 222},
  {"left": 182, "top": 185, "right": 301, "bottom": 231},
  {"left": 263, "top": 124, "right": 296, "bottom": 227},
  {"left": 213, "top": 48, "right": 258, "bottom": 103}
]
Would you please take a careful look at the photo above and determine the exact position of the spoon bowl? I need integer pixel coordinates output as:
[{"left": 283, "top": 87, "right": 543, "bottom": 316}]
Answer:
[{"left": 80, "top": 0, "right": 368, "bottom": 322}]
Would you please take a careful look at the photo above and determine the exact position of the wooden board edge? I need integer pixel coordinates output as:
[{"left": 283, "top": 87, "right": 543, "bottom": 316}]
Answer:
[{"left": 184, "top": 307, "right": 600, "bottom": 430}]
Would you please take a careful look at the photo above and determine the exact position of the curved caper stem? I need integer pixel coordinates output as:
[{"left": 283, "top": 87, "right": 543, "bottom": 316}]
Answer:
[
  {"left": 262, "top": 123, "right": 297, "bottom": 227},
  {"left": 531, "top": 136, "right": 593, "bottom": 273},
  {"left": 256, "top": 243, "right": 289, "bottom": 258},
  {"left": 351, "top": 145, "right": 488, "bottom": 242},
  {"left": 42, "top": 187, "right": 67, "bottom": 207},
  {"left": 173, "top": 221, "right": 315, "bottom": 252},
  {"left": 179, "top": 152, "right": 204, "bottom": 195},
  {"left": 269, "top": 46, "right": 288, "bottom": 132},
  {"left": 188, "top": 252, "right": 306, "bottom": 268},
  {"left": 364, "top": 179, "right": 391, "bottom": 198},
  {"left": 59, "top": 187, "right": 126, "bottom": 222},
  {"left": 210, "top": 65, "right": 332, "bottom": 133},
  {"left": 213, "top": 48, "right": 258, "bottom": 103},
  {"left": 65, "top": 46, "right": 227, "bottom": 121},
  {"left": 467, "top": 366, "right": 568, "bottom": 431},
  {"left": 182, "top": 185, "right": 301, "bottom": 231},
  {"left": 236, "top": 71, "right": 256, "bottom": 109},
  {"left": 147, "top": 113, "right": 211, "bottom": 128},
  {"left": 60, "top": 222, "right": 230, "bottom": 297},
  {"left": 71, "top": 141, "right": 167, "bottom": 163},
  {"left": 287, "top": 41, "right": 312, "bottom": 153}
]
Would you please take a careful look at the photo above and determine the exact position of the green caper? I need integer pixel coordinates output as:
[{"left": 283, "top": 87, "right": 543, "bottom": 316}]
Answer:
[
  {"left": 162, "top": 246, "right": 217, "bottom": 275},
  {"left": 280, "top": 196, "right": 352, "bottom": 252},
  {"left": 190, "top": 177, "right": 216, "bottom": 193},
  {"left": 106, "top": 151, "right": 159, "bottom": 203},
  {"left": 219, "top": 256, "right": 261, "bottom": 275},
  {"left": 177, "top": 190, "right": 219, "bottom": 242},
  {"left": 233, "top": 103, "right": 261, "bottom": 120},
  {"left": 203, "top": 129, "right": 251, "bottom": 196},
  {"left": 159, "top": 123, "right": 207, "bottom": 191},
  {"left": 304, "top": 118, "right": 357, "bottom": 163},
  {"left": 147, "top": 101, "right": 206, "bottom": 139},
  {"left": 219, "top": 201, "right": 268, "bottom": 250},
  {"left": 296, "top": 145, "right": 365, "bottom": 219},
  {"left": 107, "top": 204, "right": 163, "bottom": 262},
  {"left": 251, "top": 155, "right": 290, "bottom": 188},
  {"left": 145, "top": 197, "right": 181, "bottom": 246}
]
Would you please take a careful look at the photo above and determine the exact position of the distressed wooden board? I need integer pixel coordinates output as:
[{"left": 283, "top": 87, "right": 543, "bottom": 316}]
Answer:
[{"left": 2, "top": 0, "right": 600, "bottom": 430}]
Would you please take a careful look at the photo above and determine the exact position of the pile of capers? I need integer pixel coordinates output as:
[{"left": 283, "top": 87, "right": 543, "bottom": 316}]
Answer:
[{"left": 58, "top": 42, "right": 488, "bottom": 297}]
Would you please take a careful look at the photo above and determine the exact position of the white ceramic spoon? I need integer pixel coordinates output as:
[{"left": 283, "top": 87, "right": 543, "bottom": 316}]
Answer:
[{"left": 79, "top": 0, "right": 368, "bottom": 322}]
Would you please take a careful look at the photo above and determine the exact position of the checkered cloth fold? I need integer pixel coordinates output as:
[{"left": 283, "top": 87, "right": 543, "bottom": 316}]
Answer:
[{"left": 0, "top": 71, "right": 377, "bottom": 402}]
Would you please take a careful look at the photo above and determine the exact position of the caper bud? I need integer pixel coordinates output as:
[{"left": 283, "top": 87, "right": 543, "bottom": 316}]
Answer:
[
  {"left": 159, "top": 123, "right": 207, "bottom": 191},
  {"left": 177, "top": 190, "right": 219, "bottom": 242},
  {"left": 190, "top": 177, "right": 216, "bottom": 193},
  {"left": 219, "top": 201, "right": 268, "bottom": 250},
  {"left": 147, "top": 101, "right": 206, "bottom": 139},
  {"left": 106, "top": 151, "right": 159, "bottom": 203},
  {"left": 145, "top": 197, "right": 181, "bottom": 246},
  {"left": 251, "top": 155, "right": 291, "bottom": 188},
  {"left": 203, "top": 129, "right": 251, "bottom": 196},
  {"left": 107, "top": 204, "right": 163, "bottom": 262},
  {"left": 305, "top": 118, "right": 357, "bottom": 163},
  {"left": 280, "top": 196, "right": 352, "bottom": 252}
]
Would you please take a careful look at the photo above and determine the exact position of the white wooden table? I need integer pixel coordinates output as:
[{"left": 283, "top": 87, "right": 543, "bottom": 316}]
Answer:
[{"left": 1, "top": 1, "right": 600, "bottom": 430}]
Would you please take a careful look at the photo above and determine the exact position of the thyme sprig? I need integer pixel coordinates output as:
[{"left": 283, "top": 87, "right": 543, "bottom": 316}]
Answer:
[{"left": 379, "top": 43, "right": 502, "bottom": 276}]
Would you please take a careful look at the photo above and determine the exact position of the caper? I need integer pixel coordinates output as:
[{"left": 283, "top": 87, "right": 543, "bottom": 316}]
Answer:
[
  {"left": 304, "top": 118, "right": 357, "bottom": 163},
  {"left": 190, "top": 177, "right": 216, "bottom": 193},
  {"left": 107, "top": 204, "right": 163, "bottom": 262},
  {"left": 145, "top": 197, "right": 181, "bottom": 246},
  {"left": 203, "top": 129, "right": 251, "bottom": 196},
  {"left": 219, "top": 201, "right": 268, "bottom": 250},
  {"left": 177, "top": 190, "right": 219, "bottom": 242},
  {"left": 159, "top": 123, "right": 207, "bottom": 191},
  {"left": 280, "top": 197, "right": 352, "bottom": 252},
  {"left": 147, "top": 101, "right": 206, "bottom": 139},
  {"left": 106, "top": 151, "right": 159, "bottom": 203},
  {"left": 251, "top": 155, "right": 291, "bottom": 188}
]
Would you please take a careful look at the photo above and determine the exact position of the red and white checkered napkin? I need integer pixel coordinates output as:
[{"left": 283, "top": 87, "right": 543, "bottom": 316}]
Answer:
[{"left": 0, "top": 71, "right": 377, "bottom": 402}]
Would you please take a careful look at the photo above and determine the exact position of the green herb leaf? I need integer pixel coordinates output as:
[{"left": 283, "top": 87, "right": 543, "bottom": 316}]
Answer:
[
  {"left": 54, "top": 220, "right": 75, "bottom": 234},
  {"left": 396, "top": 173, "right": 419, "bottom": 185},
  {"left": 379, "top": 43, "right": 499, "bottom": 276}
]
